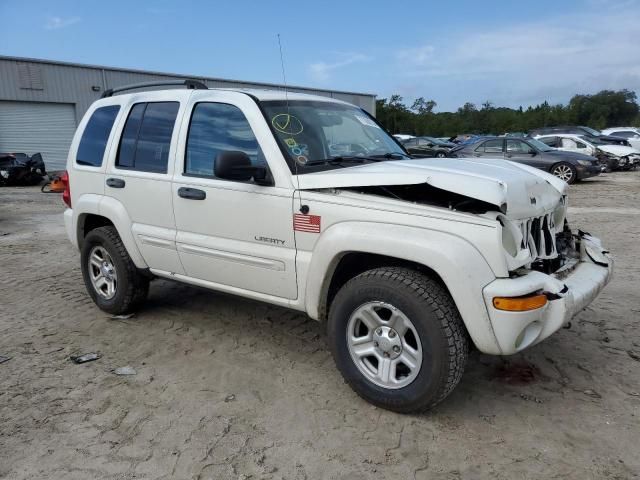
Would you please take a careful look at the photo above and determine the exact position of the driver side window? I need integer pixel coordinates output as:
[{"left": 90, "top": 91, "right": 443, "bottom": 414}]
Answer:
[
  {"left": 507, "top": 140, "right": 533, "bottom": 154},
  {"left": 185, "top": 102, "right": 264, "bottom": 178}
]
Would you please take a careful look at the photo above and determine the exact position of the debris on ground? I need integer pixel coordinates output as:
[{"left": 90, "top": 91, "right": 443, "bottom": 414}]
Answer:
[
  {"left": 583, "top": 389, "right": 602, "bottom": 398},
  {"left": 627, "top": 350, "right": 640, "bottom": 362},
  {"left": 224, "top": 394, "right": 236, "bottom": 402},
  {"left": 113, "top": 366, "right": 137, "bottom": 375},
  {"left": 70, "top": 352, "right": 101, "bottom": 364},
  {"left": 110, "top": 313, "right": 136, "bottom": 320},
  {"left": 0, "top": 355, "right": 11, "bottom": 364}
]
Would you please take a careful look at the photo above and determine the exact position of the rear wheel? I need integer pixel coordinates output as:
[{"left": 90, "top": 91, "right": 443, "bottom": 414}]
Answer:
[
  {"left": 327, "top": 267, "right": 468, "bottom": 413},
  {"left": 81, "top": 226, "right": 149, "bottom": 314},
  {"left": 551, "top": 162, "right": 577, "bottom": 184}
]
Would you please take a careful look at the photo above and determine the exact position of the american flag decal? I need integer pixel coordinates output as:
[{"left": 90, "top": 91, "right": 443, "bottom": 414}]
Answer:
[{"left": 293, "top": 213, "right": 321, "bottom": 233}]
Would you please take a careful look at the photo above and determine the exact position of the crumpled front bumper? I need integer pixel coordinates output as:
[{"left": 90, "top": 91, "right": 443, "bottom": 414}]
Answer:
[{"left": 482, "top": 234, "right": 613, "bottom": 355}]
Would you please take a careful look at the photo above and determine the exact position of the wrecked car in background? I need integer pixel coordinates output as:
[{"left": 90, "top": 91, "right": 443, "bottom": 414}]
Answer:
[
  {"left": 63, "top": 82, "right": 613, "bottom": 412},
  {"left": 0, "top": 152, "right": 46, "bottom": 186},
  {"left": 535, "top": 134, "right": 640, "bottom": 171}
]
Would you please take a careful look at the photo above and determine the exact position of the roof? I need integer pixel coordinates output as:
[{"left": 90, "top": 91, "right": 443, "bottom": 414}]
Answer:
[{"left": 0, "top": 55, "right": 376, "bottom": 98}]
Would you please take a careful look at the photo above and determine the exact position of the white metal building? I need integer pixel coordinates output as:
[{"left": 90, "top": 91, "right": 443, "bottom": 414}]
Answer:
[{"left": 0, "top": 56, "right": 376, "bottom": 171}]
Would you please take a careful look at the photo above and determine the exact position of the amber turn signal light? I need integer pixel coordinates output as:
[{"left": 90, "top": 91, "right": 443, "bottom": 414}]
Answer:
[{"left": 493, "top": 294, "right": 548, "bottom": 312}]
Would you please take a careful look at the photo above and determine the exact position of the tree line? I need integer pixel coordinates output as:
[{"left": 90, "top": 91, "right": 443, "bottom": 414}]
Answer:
[{"left": 375, "top": 89, "right": 640, "bottom": 137}]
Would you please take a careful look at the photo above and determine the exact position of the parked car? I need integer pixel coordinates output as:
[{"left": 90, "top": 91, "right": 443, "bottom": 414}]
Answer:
[
  {"left": 401, "top": 136, "right": 454, "bottom": 158},
  {"left": 0, "top": 152, "right": 46, "bottom": 186},
  {"left": 449, "top": 136, "right": 600, "bottom": 184},
  {"left": 528, "top": 126, "right": 630, "bottom": 146},
  {"left": 393, "top": 134, "right": 415, "bottom": 141},
  {"left": 62, "top": 80, "right": 612, "bottom": 413},
  {"left": 601, "top": 127, "right": 640, "bottom": 150},
  {"left": 535, "top": 134, "right": 640, "bottom": 171}
]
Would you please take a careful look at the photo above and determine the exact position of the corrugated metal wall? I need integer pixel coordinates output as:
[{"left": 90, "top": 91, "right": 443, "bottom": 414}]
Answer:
[{"left": 0, "top": 56, "right": 376, "bottom": 124}]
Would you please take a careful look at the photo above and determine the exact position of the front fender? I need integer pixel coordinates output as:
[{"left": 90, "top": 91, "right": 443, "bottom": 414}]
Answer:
[{"left": 305, "top": 222, "right": 503, "bottom": 354}]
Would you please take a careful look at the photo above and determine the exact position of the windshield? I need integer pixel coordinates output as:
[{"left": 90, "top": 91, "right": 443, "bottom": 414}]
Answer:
[
  {"left": 580, "top": 126, "right": 601, "bottom": 136},
  {"left": 260, "top": 100, "right": 406, "bottom": 173},
  {"left": 527, "top": 138, "right": 555, "bottom": 152}
]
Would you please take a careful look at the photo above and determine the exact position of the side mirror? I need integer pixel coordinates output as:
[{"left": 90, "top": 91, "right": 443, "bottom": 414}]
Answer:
[{"left": 214, "top": 151, "right": 270, "bottom": 185}]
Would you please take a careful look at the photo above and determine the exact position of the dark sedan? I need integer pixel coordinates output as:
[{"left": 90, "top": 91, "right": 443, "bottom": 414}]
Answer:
[
  {"left": 401, "top": 136, "right": 454, "bottom": 158},
  {"left": 448, "top": 136, "right": 600, "bottom": 184}
]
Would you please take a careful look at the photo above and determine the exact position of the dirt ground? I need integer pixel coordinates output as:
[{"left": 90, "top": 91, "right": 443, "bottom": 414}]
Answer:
[{"left": 1, "top": 172, "right": 639, "bottom": 480}]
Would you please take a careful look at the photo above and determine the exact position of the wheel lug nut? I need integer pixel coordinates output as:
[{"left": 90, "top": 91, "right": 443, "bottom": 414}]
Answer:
[
  {"left": 383, "top": 352, "right": 389, "bottom": 358},
  {"left": 389, "top": 330, "right": 396, "bottom": 338},
  {"left": 376, "top": 328, "right": 383, "bottom": 335},
  {"left": 373, "top": 341, "right": 379, "bottom": 347},
  {"left": 393, "top": 345, "right": 400, "bottom": 353}
]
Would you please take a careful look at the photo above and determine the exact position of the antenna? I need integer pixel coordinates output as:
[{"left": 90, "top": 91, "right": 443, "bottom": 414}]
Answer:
[{"left": 277, "top": 34, "right": 306, "bottom": 213}]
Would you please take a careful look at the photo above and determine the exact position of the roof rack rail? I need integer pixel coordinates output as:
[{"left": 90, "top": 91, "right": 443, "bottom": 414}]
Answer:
[{"left": 101, "top": 79, "right": 207, "bottom": 98}]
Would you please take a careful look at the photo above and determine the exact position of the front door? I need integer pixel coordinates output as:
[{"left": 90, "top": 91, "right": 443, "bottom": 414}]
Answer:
[
  {"left": 505, "top": 139, "right": 547, "bottom": 169},
  {"left": 172, "top": 99, "right": 297, "bottom": 300}
]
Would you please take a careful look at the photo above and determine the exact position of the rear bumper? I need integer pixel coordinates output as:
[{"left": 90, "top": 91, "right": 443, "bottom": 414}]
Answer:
[
  {"left": 482, "top": 234, "right": 612, "bottom": 355},
  {"left": 64, "top": 208, "right": 78, "bottom": 249}
]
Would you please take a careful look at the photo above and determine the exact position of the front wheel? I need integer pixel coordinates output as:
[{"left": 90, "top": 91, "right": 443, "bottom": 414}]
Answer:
[
  {"left": 551, "top": 162, "right": 577, "bottom": 184},
  {"left": 436, "top": 151, "right": 446, "bottom": 158},
  {"left": 327, "top": 267, "right": 468, "bottom": 413}
]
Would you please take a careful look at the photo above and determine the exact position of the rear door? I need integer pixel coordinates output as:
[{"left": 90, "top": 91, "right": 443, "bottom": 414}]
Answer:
[
  {"left": 104, "top": 92, "right": 187, "bottom": 274},
  {"left": 171, "top": 93, "right": 297, "bottom": 300}
]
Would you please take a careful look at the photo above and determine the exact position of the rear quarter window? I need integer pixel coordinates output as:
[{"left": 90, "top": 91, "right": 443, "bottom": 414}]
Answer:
[{"left": 76, "top": 105, "right": 120, "bottom": 167}]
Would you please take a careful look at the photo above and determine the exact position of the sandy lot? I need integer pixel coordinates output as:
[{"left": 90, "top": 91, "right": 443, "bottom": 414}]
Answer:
[{"left": 1, "top": 172, "right": 639, "bottom": 480}]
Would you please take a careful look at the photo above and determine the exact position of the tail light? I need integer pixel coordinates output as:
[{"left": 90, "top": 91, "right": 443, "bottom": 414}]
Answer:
[{"left": 61, "top": 170, "right": 71, "bottom": 208}]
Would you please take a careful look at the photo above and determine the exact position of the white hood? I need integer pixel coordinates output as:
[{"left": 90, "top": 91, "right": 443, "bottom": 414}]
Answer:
[
  {"left": 295, "top": 157, "right": 567, "bottom": 219},
  {"left": 597, "top": 144, "right": 640, "bottom": 157}
]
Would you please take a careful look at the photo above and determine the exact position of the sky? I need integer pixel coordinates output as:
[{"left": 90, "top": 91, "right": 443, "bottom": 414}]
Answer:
[{"left": 1, "top": 0, "right": 639, "bottom": 112}]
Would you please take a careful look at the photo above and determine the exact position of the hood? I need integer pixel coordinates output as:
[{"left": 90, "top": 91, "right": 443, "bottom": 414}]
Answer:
[
  {"left": 295, "top": 157, "right": 567, "bottom": 219},
  {"left": 597, "top": 144, "right": 639, "bottom": 157}
]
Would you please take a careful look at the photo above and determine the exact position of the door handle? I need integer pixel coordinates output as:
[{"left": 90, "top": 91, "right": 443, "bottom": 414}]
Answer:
[
  {"left": 178, "top": 187, "right": 206, "bottom": 200},
  {"left": 106, "top": 178, "right": 125, "bottom": 188}
]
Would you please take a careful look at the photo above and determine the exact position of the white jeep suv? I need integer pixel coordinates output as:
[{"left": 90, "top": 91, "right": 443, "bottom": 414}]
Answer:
[{"left": 62, "top": 80, "right": 613, "bottom": 412}]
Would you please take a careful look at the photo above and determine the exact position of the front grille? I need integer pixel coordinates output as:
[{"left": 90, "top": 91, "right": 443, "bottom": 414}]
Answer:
[{"left": 519, "top": 213, "right": 557, "bottom": 260}]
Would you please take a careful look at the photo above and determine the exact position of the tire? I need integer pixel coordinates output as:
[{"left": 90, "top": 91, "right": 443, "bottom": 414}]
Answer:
[
  {"left": 327, "top": 267, "right": 468, "bottom": 413},
  {"left": 436, "top": 151, "right": 446, "bottom": 158},
  {"left": 81, "top": 226, "right": 149, "bottom": 314},
  {"left": 551, "top": 162, "right": 577, "bottom": 184}
]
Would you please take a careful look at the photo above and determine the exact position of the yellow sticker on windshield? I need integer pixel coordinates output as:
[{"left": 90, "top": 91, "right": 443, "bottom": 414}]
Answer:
[{"left": 272, "top": 114, "right": 304, "bottom": 135}]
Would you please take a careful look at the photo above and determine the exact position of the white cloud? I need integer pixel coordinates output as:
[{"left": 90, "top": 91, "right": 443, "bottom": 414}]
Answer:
[
  {"left": 45, "top": 16, "right": 81, "bottom": 30},
  {"left": 308, "top": 53, "right": 372, "bottom": 83},
  {"left": 391, "top": 9, "right": 640, "bottom": 109},
  {"left": 396, "top": 45, "right": 435, "bottom": 66}
]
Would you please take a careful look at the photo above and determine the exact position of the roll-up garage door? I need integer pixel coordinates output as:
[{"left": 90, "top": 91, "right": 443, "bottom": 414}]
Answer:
[{"left": 0, "top": 101, "right": 77, "bottom": 172}]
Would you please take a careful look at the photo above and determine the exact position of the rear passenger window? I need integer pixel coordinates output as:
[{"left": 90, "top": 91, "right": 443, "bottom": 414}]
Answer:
[
  {"left": 116, "top": 102, "right": 179, "bottom": 173},
  {"left": 76, "top": 105, "right": 120, "bottom": 167},
  {"left": 185, "top": 102, "right": 264, "bottom": 177}
]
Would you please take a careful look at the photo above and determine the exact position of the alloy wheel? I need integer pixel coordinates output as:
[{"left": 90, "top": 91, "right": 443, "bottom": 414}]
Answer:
[
  {"left": 346, "top": 301, "right": 423, "bottom": 389},
  {"left": 88, "top": 246, "right": 117, "bottom": 299},
  {"left": 553, "top": 164, "right": 574, "bottom": 182}
]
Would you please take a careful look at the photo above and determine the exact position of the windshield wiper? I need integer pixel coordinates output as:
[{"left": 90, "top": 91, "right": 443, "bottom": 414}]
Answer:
[
  {"left": 302, "top": 156, "right": 385, "bottom": 167},
  {"left": 369, "top": 152, "right": 411, "bottom": 159}
]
